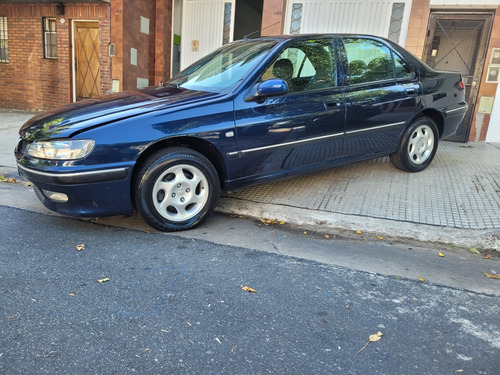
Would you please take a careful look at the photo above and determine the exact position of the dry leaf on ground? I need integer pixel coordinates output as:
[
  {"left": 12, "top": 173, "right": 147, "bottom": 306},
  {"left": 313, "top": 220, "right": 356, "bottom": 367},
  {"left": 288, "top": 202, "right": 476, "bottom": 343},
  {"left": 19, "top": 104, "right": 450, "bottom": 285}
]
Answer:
[
  {"left": 357, "top": 331, "right": 383, "bottom": 354},
  {"left": 241, "top": 286, "right": 257, "bottom": 293},
  {"left": 76, "top": 244, "right": 85, "bottom": 251},
  {"left": 258, "top": 218, "right": 278, "bottom": 225},
  {"left": 97, "top": 278, "right": 110, "bottom": 283},
  {"left": 484, "top": 272, "right": 500, "bottom": 280}
]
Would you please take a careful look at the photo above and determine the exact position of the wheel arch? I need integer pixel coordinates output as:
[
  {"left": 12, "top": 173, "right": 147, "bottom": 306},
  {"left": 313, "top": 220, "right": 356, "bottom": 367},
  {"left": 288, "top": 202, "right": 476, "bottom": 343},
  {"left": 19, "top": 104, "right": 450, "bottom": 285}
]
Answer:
[
  {"left": 131, "top": 137, "right": 227, "bottom": 191},
  {"left": 419, "top": 109, "right": 445, "bottom": 139}
]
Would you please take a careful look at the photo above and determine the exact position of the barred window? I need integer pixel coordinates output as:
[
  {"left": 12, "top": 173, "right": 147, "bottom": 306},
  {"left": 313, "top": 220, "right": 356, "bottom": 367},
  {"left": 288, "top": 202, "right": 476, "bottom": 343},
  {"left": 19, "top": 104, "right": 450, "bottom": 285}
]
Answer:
[
  {"left": 0, "top": 16, "right": 8, "bottom": 63},
  {"left": 43, "top": 17, "right": 57, "bottom": 59}
]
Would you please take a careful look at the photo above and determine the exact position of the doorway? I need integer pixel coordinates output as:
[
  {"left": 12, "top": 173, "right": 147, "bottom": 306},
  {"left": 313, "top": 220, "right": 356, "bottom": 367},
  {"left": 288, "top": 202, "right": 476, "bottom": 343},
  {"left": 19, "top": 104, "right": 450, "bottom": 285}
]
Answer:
[
  {"left": 423, "top": 12, "right": 493, "bottom": 142},
  {"left": 73, "top": 21, "right": 101, "bottom": 101},
  {"left": 175, "top": 0, "right": 263, "bottom": 74}
]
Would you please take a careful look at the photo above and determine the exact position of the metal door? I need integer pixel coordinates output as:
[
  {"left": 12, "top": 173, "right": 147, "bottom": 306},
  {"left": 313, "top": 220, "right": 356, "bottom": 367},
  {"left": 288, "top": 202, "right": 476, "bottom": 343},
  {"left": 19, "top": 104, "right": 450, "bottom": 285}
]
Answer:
[
  {"left": 423, "top": 12, "right": 493, "bottom": 142},
  {"left": 180, "top": 0, "right": 235, "bottom": 70},
  {"left": 74, "top": 22, "right": 100, "bottom": 101}
]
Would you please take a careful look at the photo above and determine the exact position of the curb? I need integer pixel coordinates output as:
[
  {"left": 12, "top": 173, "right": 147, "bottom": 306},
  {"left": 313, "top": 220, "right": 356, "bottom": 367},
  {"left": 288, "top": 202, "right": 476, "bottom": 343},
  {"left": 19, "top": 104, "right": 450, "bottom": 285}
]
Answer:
[{"left": 216, "top": 197, "right": 500, "bottom": 251}]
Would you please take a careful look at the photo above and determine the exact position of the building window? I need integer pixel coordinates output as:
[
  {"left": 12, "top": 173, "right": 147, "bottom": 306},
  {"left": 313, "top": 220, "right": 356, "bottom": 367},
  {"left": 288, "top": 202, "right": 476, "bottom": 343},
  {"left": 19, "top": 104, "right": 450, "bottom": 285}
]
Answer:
[
  {"left": 223, "top": 3, "right": 232, "bottom": 45},
  {"left": 289, "top": 3, "right": 302, "bottom": 35},
  {"left": 43, "top": 17, "right": 57, "bottom": 59},
  {"left": 0, "top": 16, "right": 8, "bottom": 63},
  {"left": 388, "top": 3, "right": 405, "bottom": 44}
]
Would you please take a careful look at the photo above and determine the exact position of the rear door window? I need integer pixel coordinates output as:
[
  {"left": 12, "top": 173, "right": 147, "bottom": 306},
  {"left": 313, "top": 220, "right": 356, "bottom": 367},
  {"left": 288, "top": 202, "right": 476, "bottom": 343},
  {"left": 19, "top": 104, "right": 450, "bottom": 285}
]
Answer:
[{"left": 343, "top": 38, "right": 413, "bottom": 84}]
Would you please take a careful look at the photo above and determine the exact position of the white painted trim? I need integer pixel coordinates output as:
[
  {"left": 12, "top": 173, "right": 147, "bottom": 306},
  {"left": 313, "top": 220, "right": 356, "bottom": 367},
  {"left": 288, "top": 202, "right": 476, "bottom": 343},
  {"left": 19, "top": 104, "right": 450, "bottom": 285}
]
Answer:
[{"left": 429, "top": 0, "right": 500, "bottom": 7}]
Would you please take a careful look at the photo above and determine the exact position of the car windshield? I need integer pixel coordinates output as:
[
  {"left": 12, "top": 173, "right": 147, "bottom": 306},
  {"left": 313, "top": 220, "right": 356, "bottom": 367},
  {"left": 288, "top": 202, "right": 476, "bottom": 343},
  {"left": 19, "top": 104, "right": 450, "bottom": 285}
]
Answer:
[{"left": 169, "top": 40, "right": 277, "bottom": 93}]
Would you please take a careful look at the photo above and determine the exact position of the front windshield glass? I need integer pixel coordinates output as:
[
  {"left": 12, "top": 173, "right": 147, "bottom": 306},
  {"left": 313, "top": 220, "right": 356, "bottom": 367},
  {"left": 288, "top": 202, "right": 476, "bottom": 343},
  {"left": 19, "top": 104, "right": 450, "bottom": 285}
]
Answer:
[{"left": 169, "top": 40, "right": 277, "bottom": 93}]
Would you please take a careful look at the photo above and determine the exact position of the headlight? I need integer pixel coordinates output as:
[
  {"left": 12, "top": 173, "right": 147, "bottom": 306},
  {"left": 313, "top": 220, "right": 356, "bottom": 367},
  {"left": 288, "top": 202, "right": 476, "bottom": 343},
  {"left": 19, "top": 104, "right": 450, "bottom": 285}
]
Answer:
[{"left": 25, "top": 139, "right": 95, "bottom": 160}]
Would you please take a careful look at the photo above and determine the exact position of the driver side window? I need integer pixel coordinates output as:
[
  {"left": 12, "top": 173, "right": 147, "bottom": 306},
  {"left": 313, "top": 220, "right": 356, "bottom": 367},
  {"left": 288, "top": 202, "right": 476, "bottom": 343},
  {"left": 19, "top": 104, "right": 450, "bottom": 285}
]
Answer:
[{"left": 262, "top": 39, "right": 336, "bottom": 93}]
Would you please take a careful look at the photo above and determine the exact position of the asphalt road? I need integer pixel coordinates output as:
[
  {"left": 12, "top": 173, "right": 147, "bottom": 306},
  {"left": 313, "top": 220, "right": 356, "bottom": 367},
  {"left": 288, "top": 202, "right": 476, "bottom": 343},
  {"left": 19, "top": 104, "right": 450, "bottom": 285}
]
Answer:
[{"left": 1, "top": 206, "right": 499, "bottom": 374}]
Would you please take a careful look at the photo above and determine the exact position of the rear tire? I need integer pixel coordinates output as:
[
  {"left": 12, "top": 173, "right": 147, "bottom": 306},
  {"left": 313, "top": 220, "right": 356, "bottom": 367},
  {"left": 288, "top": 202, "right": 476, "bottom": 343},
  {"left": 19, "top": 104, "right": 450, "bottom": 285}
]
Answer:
[
  {"left": 390, "top": 117, "right": 439, "bottom": 172},
  {"left": 134, "top": 148, "right": 219, "bottom": 231}
]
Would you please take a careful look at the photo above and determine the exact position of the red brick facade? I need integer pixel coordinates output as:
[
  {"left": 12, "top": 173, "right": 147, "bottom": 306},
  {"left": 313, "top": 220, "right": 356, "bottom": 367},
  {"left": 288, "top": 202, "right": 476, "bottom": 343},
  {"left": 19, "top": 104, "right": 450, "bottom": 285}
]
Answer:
[
  {"left": 0, "top": 0, "right": 172, "bottom": 111},
  {"left": 0, "top": 3, "right": 111, "bottom": 111}
]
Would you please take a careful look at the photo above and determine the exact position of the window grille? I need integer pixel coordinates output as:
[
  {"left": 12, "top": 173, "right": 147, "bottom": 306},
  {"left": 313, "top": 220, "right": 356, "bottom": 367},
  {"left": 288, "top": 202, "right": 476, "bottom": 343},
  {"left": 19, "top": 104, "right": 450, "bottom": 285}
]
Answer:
[
  {"left": 0, "top": 16, "right": 8, "bottom": 63},
  {"left": 388, "top": 3, "right": 405, "bottom": 44},
  {"left": 43, "top": 17, "right": 57, "bottom": 59},
  {"left": 223, "top": 3, "right": 232, "bottom": 45},
  {"left": 290, "top": 4, "right": 303, "bottom": 35}
]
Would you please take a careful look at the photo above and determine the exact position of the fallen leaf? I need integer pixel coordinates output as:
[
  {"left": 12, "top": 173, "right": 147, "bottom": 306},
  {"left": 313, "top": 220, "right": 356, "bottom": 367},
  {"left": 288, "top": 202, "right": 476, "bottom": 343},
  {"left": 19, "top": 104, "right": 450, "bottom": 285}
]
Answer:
[
  {"left": 470, "top": 248, "right": 480, "bottom": 254},
  {"left": 76, "top": 244, "right": 85, "bottom": 251},
  {"left": 97, "top": 278, "right": 110, "bottom": 283},
  {"left": 242, "top": 286, "right": 257, "bottom": 293},
  {"left": 418, "top": 277, "right": 426, "bottom": 283},
  {"left": 0, "top": 176, "right": 17, "bottom": 183},
  {"left": 145, "top": 230, "right": 150, "bottom": 234},
  {"left": 357, "top": 331, "right": 383, "bottom": 354},
  {"left": 279, "top": 221, "right": 285, "bottom": 225},
  {"left": 356, "top": 230, "right": 362, "bottom": 234},
  {"left": 485, "top": 254, "right": 491, "bottom": 259},
  {"left": 376, "top": 234, "right": 384, "bottom": 240},
  {"left": 484, "top": 272, "right": 500, "bottom": 280},
  {"left": 259, "top": 218, "right": 278, "bottom": 225},
  {"left": 324, "top": 234, "right": 330, "bottom": 239},
  {"left": 438, "top": 252, "right": 445, "bottom": 257},
  {"left": 70, "top": 293, "right": 75, "bottom": 297},
  {"left": 303, "top": 231, "right": 307, "bottom": 235},
  {"left": 369, "top": 331, "right": 383, "bottom": 342}
]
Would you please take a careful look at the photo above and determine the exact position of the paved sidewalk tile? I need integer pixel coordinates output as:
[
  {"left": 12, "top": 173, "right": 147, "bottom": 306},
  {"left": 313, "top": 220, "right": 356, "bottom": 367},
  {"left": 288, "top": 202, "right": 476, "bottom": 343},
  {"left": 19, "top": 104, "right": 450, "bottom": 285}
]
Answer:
[{"left": 226, "top": 142, "right": 500, "bottom": 230}]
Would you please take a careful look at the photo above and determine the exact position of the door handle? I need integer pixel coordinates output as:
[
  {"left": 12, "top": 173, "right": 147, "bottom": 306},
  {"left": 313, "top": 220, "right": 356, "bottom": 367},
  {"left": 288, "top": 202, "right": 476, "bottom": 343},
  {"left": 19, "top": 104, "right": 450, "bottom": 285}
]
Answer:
[
  {"left": 325, "top": 100, "right": 341, "bottom": 108},
  {"left": 403, "top": 84, "right": 419, "bottom": 96}
]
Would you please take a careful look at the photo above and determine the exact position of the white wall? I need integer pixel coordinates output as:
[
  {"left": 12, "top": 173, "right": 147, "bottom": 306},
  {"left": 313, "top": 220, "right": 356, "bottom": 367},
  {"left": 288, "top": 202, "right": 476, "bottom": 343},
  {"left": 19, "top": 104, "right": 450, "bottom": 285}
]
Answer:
[
  {"left": 486, "top": 84, "right": 500, "bottom": 142},
  {"left": 283, "top": 0, "right": 413, "bottom": 46}
]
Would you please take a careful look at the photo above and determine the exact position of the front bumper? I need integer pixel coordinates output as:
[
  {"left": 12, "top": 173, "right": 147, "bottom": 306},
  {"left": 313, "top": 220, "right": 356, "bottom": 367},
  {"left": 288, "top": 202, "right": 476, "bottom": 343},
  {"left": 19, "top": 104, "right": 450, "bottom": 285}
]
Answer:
[{"left": 17, "top": 163, "right": 134, "bottom": 217}]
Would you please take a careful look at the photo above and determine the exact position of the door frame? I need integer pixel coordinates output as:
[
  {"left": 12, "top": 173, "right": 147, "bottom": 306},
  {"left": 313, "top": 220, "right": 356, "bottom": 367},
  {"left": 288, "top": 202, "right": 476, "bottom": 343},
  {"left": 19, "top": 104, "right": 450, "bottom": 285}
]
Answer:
[
  {"left": 71, "top": 20, "right": 100, "bottom": 102},
  {"left": 423, "top": 11, "right": 494, "bottom": 142}
]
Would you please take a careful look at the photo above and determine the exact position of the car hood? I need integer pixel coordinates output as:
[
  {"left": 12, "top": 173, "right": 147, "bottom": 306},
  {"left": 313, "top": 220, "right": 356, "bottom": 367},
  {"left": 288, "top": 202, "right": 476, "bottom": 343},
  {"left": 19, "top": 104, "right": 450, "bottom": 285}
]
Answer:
[{"left": 20, "top": 87, "right": 223, "bottom": 140}]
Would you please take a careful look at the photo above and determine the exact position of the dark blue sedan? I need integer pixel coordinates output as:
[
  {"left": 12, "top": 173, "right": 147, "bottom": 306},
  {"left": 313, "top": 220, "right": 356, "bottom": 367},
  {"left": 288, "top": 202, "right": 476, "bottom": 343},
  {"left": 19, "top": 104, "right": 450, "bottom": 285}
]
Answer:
[{"left": 15, "top": 34, "right": 467, "bottom": 231}]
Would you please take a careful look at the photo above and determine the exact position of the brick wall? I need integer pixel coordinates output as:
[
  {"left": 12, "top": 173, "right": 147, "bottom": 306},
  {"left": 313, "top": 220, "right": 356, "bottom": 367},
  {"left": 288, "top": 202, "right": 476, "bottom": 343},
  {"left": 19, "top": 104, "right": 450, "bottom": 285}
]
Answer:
[
  {"left": 0, "top": 3, "right": 111, "bottom": 111},
  {"left": 122, "top": 0, "right": 156, "bottom": 90},
  {"left": 111, "top": 0, "right": 172, "bottom": 92},
  {"left": 261, "top": 0, "right": 285, "bottom": 36}
]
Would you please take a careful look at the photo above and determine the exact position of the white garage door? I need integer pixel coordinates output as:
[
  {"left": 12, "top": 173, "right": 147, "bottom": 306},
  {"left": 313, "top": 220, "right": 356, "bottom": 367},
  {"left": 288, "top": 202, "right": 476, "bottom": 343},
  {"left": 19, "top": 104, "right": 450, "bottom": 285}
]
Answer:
[
  {"left": 283, "top": 0, "right": 412, "bottom": 45},
  {"left": 181, "top": 0, "right": 236, "bottom": 70}
]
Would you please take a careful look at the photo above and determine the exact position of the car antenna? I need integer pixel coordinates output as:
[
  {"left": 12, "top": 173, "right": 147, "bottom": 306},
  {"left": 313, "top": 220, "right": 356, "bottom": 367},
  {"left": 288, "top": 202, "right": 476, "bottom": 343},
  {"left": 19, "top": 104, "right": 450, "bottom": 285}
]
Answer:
[{"left": 244, "top": 21, "right": 281, "bottom": 41}]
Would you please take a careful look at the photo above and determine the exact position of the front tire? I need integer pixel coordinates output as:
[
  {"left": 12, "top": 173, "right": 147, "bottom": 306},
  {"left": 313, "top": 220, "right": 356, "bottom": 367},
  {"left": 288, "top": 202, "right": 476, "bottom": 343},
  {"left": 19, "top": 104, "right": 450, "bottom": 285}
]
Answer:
[
  {"left": 134, "top": 148, "right": 220, "bottom": 231},
  {"left": 390, "top": 117, "right": 439, "bottom": 172}
]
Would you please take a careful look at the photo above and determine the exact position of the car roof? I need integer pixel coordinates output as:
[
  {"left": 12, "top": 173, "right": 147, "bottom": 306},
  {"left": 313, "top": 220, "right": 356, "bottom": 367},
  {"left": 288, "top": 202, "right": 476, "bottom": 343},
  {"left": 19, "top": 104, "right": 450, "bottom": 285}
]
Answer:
[{"left": 241, "top": 33, "right": 388, "bottom": 42}]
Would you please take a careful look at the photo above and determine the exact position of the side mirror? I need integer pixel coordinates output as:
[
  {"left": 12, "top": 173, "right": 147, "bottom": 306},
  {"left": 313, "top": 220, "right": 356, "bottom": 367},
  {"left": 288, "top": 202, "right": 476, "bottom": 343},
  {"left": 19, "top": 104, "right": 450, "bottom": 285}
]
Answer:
[{"left": 245, "top": 79, "right": 288, "bottom": 102}]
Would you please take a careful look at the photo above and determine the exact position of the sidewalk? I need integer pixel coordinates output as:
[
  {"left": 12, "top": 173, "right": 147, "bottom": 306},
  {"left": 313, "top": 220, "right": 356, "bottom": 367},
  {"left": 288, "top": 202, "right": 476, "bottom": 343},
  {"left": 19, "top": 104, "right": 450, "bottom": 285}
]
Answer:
[{"left": 1, "top": 109, "right": 499, "bottom": 250}]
